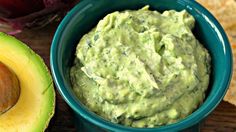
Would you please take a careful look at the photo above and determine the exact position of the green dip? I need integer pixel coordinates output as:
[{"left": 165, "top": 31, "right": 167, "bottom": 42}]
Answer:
[{"left": 70, "top": 6, "right": 211, "bottom": 128}]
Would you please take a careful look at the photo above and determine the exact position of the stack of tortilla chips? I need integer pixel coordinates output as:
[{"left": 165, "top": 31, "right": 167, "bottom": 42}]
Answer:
[{"left": 197, "top": 0, "right": 236, "bottom": 106}]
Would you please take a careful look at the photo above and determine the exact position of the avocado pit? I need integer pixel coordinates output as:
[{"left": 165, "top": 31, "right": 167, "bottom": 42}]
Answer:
[{"left": 0, "top": 61, "right": 20, "bottom": 115}]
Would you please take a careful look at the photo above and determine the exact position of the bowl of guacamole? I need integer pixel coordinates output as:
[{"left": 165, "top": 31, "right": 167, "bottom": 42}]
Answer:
[{"left": 50, "top": 0, "right": 233, "bottom": 131}]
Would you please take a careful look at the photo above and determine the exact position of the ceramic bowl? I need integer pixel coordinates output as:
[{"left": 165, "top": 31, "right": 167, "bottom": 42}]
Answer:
[{"left": 50, "top": 0, "right": 233, "bottom": 131}]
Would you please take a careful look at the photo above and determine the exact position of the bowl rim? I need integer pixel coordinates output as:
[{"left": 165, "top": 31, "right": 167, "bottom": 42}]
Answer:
[{"left": 50, "top": 0, "right": 233, "bottom": 131}]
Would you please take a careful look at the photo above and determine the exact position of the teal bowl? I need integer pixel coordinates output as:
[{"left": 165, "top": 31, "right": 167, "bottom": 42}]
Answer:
[{"left": 50, "top": 0, "right": 233, "bottom": 131}]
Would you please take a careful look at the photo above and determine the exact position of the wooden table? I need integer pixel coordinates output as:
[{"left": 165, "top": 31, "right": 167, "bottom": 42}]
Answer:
[{"left": 14, "top": 23, "right": 236, "bottom": 132}]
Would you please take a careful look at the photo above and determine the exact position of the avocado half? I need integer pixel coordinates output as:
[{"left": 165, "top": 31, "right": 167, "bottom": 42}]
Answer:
[{"left": 0, "top": 32, "right": 55, "bottom": 131}]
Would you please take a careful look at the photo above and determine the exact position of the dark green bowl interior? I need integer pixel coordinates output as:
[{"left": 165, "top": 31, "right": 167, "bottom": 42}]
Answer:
[{"left": 51, "top": 0, "right": 233, "bottom": 131}]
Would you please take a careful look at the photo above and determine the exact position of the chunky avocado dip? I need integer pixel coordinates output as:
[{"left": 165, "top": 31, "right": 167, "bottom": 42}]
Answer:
[{"left": 70, "top": 6, "right": 211, "bottom": 128}]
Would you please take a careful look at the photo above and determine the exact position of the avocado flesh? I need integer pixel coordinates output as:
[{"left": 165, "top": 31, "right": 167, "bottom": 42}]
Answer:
[{"left": 0, "top": 32, "right": 55, "bottom": 132}]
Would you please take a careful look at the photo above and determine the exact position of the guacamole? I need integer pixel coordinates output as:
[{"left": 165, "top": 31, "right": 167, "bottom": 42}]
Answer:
[{"left": 70, "top": 6, "right": 211, "bottom": 128}]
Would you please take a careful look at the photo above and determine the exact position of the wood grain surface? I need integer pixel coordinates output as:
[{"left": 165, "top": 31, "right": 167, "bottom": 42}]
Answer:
[{"left": 14, "top": 23, "right": 236, "bottom": 132}]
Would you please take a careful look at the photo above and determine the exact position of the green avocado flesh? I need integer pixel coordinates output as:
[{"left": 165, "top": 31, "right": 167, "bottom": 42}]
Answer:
[
  {"left": 0, "top": 32, "right": 55, "bottom": 132},
  {"left": 70, "top": 6, "right": 211, "bottom": 128}
]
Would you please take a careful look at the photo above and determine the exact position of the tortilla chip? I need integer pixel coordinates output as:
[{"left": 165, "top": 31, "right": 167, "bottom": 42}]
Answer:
[
  {"left": 197, "top": 0, "right": 236, "bottom": 106},
  {"left": 224, "top": 44, "right": 236, "bottom": 105}
]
